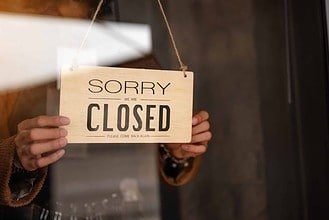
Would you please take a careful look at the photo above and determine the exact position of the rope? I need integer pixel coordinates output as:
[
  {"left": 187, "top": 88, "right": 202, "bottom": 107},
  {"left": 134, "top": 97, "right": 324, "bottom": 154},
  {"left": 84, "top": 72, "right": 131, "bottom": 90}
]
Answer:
[
  {"left": 72, "top": 0, "right": 188, "bottom": 77},
  {"left": 156, "top": 0, "right": 188, "bottom": 77},
  {"left": 71, "top": 0, "right": 104, "bottom": 70}
]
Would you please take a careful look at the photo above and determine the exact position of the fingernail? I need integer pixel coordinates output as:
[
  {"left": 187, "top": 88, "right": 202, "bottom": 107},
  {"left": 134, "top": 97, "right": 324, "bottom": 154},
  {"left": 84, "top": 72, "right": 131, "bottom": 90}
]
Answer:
[
  {"left": 57, "top": 149, "right": 65, "bottom": 156},
  {"left": 192, "top": 117, "right": 198, "bottom": 125},
  {"left": 60, "top": 117, "right": 71, "bottom": 125},
  {"left": 60, "top": 128, "right": 68, "bottom": 137},
  {"left": 59, "top": 138, "right": 67, "bottom": 147}
]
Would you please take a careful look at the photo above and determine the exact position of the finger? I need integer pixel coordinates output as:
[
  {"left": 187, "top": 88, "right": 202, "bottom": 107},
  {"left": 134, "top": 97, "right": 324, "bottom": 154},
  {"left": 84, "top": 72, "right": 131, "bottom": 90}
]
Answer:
[
  {"left": 181, "top": 144, "right": 207, "bottom": 154},
  {"left": 31, "top": 149, "right": 65, "bottom": 170},
  {"left": 192, "top": 121, "right": 210, "bottom": 135},
  {"left": 18, "top": 116, "right": 70, "bottom": 131},
  {"left": 24, "top": 138, "right": 68, "bottom": 156},
  {"left": 192, "top": 111, "right": 209, "bottom": 126},
  {"left": 24, "top": 128, "right": 68, "bottom": 142},
  {"left": 191, "top": 131, "right": 212, "bottom": 143},
  {"left": 15, "top": 130, "right": 42, "bottom": 148},
  {"left": 14, "top": 131, "right": 29, "bottom": 148}
]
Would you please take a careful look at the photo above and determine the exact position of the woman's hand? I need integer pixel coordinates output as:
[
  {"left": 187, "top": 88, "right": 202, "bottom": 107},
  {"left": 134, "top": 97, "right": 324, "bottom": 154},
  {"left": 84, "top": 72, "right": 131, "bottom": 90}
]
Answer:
[
  {"left": 166, "top": 111, "right": 212, "bottom": 159},
  {"left": 14, "top": 116, "right": 70, "bottom": 171}
]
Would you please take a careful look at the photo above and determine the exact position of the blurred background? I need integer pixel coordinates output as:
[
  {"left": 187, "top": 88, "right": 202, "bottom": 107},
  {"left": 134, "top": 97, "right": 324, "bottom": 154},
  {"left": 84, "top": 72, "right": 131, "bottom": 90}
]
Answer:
[{"left": 1, "top": 0, "right": 329, "bottom": 220}]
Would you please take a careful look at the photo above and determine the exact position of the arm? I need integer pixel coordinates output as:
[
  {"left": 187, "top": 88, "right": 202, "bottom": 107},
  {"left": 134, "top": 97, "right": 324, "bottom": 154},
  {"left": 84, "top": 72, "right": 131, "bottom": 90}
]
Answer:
[
  {"left": 0, "top": 136, "right": 47, "bottom": 207},
  {"left": 159, "top": 111, "right": 211, "bottom": 186},
  {"left": 0, "top": 116, "right": 70, "bottom": 207}
]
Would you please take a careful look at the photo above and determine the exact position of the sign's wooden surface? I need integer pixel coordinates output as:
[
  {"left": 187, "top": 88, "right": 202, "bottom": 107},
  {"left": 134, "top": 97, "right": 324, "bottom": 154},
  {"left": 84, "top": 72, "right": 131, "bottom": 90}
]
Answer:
[{"left": 60, "top": 66, "right": 193, "bottom": 143}]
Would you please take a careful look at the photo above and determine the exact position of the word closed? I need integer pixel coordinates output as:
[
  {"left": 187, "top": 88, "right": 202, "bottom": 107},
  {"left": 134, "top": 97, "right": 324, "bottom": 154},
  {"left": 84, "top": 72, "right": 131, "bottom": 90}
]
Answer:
[{"left": 87, "top": 104, "right": 170, "bottom": 132}]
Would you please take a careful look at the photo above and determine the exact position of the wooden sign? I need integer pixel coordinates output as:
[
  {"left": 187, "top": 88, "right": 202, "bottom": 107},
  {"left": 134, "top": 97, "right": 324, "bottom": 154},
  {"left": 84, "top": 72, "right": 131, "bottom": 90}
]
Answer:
[{"left": 60, "top": 66, "right": 193, "bottom": 143}]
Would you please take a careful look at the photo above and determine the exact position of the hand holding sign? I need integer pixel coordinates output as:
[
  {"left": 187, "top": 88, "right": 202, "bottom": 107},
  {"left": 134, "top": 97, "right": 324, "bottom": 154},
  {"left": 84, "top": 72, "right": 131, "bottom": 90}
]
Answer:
[
  {"left": 14, "top": 116, "right": 70, "bottom": 171},
  {"left": 166, "top": 111, "right": 211, "bottom": 159},
  {"left": 13, "top": 111, "right": 210, "bottom": 171}
]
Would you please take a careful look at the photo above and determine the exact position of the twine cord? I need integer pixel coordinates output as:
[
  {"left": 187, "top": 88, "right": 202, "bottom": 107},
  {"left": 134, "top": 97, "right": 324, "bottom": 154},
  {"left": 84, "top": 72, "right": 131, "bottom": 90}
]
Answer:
[
  {"left": 73, "top": 0, "right": 188, "bottom": 77},
  {"left": 156, "top": 0, "right": 188, "bottom": 77},
  {"left": 72, "top": 0, "right": 104, "bottom": 69}
]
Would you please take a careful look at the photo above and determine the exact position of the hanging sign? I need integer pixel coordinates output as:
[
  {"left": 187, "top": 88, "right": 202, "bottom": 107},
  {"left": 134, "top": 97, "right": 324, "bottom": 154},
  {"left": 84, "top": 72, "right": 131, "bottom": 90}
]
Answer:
[{"left": 60, "top": 66, "right": 193, "bottom": 143}]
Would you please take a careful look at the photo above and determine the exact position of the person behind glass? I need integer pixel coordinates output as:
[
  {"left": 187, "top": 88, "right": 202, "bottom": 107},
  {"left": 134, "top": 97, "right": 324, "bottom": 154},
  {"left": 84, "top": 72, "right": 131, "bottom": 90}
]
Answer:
[{"left": 0, "top": 0, "right": 212, "bottom": 210}]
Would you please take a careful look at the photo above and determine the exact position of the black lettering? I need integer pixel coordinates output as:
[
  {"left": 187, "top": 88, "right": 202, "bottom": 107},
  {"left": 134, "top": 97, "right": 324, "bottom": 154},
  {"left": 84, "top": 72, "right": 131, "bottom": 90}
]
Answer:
[
  {"left": 125, "top": 81, "right": 139, "bottom": 94},
  {"left": 159, "top": 105, "right": 170, "bottom": 131},
  {"left": 146, "top": 105, "right": 156, "bottom": 131},
  {"left": 87, "top": 104, "right": 100, "bottom": 131},
  {"left": 133, "top": 105, "right": 143, "bottom": 131},
  {"left": 103, "top": 104, "right": 113, "bottom": 131},
  {"left": 105, "top": 80, "right": 122, "bottom": 94},
  {"left": 88, "top": 79, "right": 103, "bottom": 93},
  {"left": 141, "top": 82, "right": 155, "bottom": 95},
  {"left": 157, "top": 82, "right": 171, "bottom": 95},
  {"left": 117, "top": 104, "right": 129, "bottom": 131}
]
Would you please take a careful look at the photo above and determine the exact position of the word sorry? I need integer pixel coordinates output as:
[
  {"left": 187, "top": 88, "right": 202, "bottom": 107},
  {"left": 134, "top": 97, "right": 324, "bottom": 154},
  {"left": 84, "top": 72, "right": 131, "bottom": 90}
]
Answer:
[{"left": 88, "top": 79, "right": 171, "bottom": 95}]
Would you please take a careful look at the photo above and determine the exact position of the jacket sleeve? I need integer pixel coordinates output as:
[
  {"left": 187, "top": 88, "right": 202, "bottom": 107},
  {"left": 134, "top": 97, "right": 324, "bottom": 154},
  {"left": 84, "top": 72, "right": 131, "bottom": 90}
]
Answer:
[
  {"left": 0, "top": 136, "right": 47, "bottom": 207},
  {"left": 159, "top": 154, "right": 201, "bottom": 186}
]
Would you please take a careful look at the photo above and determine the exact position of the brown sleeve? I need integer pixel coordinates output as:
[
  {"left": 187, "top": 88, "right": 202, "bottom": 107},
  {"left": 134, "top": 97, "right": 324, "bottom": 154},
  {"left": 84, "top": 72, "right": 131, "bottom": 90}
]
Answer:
[
  {"left": 159, "top": 156, "right": 201, "bottom": 186},
  {"left": 0, "top": 136, "right": 47, "bottom": 207}
]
